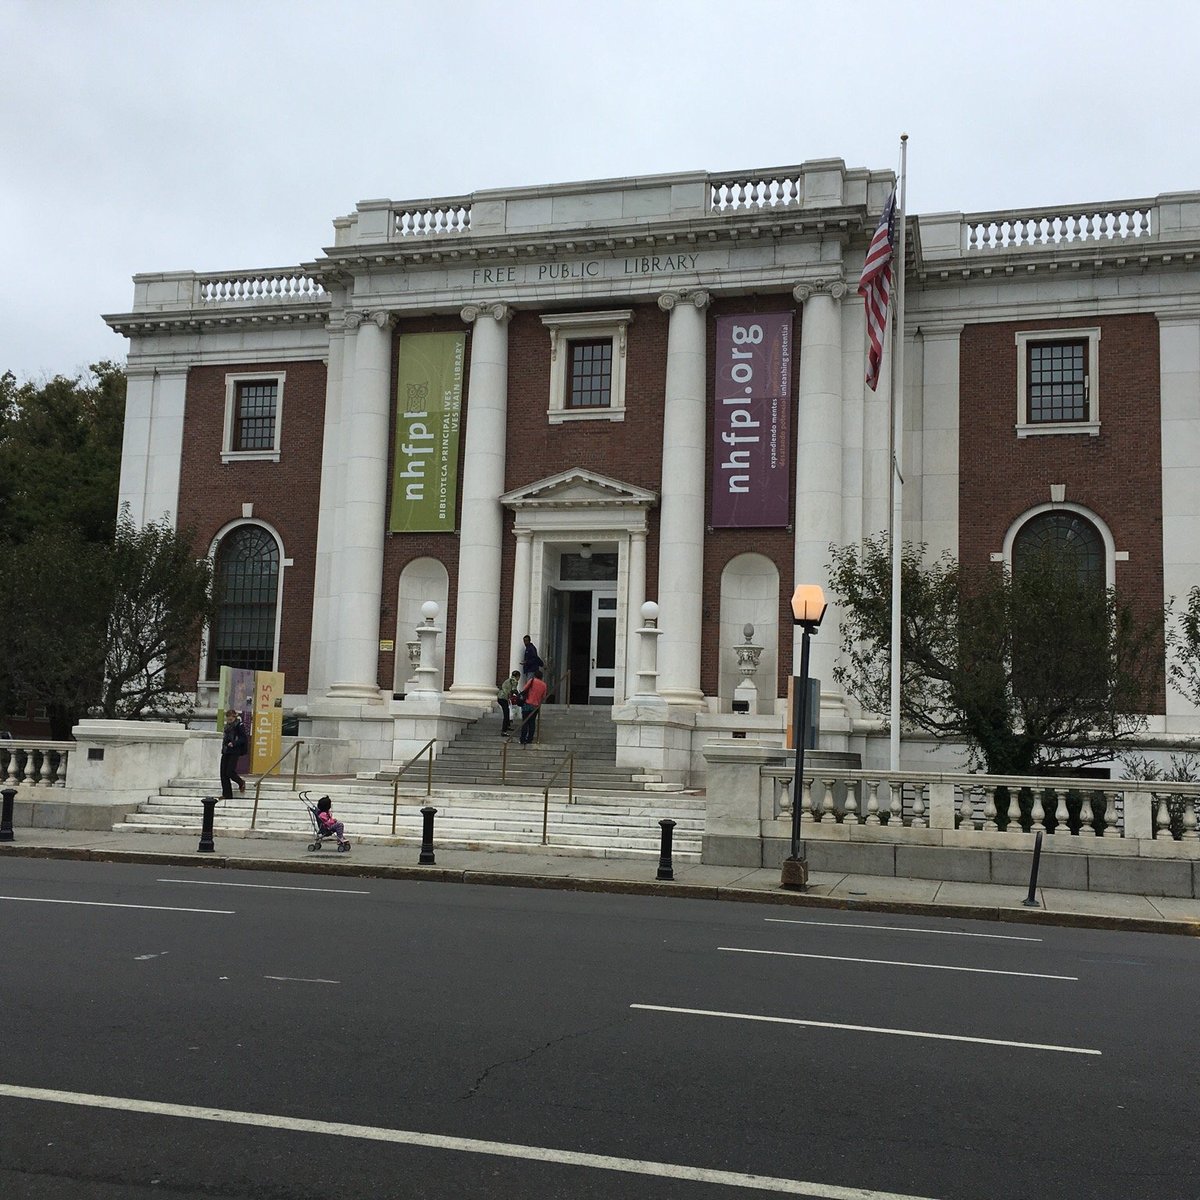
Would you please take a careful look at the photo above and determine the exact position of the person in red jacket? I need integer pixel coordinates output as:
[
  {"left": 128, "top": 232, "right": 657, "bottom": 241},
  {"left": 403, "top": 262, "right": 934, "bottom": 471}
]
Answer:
[{"left": 518, "top": 669, "right": 548, "bottom": 745}]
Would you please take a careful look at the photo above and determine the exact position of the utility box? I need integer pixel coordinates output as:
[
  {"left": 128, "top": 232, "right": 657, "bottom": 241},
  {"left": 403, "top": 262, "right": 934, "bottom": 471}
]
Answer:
[{"left": 788, "top": 677, "right": 820, "bottom": 750}]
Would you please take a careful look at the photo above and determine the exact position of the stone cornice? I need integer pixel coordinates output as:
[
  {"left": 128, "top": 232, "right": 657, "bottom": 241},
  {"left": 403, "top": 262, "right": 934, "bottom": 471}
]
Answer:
[
  {"left": 915, "top": 244, "right": 1200, "bottom": 286},
  {"left": 309, "top": 205, "right": 870, "bottom": 283},
  {"left": 104, "top": 304, "right": 329, "bottom": 338}
]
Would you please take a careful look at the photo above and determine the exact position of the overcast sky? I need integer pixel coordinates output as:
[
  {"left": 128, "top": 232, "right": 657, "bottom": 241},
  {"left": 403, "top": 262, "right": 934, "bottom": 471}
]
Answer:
[{"left": 3, "top": 0, "right": 1196, "bottom": 383}]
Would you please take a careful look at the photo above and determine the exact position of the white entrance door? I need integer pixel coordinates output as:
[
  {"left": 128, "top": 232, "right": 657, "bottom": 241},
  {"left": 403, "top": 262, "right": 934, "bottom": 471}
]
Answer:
[{"left": 590, "top": 592, "right": 618, "bottom": 701}]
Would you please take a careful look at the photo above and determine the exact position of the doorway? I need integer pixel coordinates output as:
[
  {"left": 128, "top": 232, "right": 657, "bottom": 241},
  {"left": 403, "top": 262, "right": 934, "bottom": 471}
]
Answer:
[
  {"left": 557, "top": 588, "right": 617, "bottom": 704},
  {"left": 546, "top": 549, "right": 619, "bottom": 705}
]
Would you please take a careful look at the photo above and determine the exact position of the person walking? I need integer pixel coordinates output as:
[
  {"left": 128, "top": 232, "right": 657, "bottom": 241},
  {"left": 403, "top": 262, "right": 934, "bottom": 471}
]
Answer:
[
  {"left": 497, "top": 669, "right": 520, "bottom": 737},
  {"left": 220, "top": 707, "right": 249, "bottom": 799},
  {"left": 518, "top": 668, "right": 548, "bottom": 745}
]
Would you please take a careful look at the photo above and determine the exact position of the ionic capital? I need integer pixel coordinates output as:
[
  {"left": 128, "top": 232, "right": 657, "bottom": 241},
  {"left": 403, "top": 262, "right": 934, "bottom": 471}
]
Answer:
[
  {"left": 461, "top": 302, "right": 514, "bottom": 325},
  {"left": 792, "top": 277, "right": 847, "bottom": 303},
  {"left": 658, "top": 289, "right": 711, "bottom": 313}
]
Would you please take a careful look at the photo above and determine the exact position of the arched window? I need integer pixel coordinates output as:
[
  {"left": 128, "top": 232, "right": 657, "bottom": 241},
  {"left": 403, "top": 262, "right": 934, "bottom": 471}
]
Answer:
[
  {"left": 1012, "top": 511, "right": 1104, "bottom": 589},
  {"left": 209, "top": 525, "right": 280, "bottom": 675}
]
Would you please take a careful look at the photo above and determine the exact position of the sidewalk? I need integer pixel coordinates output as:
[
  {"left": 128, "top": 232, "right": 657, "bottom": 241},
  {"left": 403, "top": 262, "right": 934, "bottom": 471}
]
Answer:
[{"left": 4, "top": 827, "right": 1200, "bottom": 935}]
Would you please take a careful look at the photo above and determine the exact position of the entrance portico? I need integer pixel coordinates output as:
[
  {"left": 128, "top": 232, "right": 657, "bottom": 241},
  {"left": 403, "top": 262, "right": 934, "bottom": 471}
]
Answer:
[{"left": 500, "top": 470, "right": 657, "bottom": 705}]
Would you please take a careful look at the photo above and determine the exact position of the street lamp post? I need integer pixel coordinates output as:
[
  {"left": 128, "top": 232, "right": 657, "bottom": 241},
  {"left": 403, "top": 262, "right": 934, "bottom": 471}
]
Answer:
[{"left": 781, "top": 583, "right": 827, "bottom": 891}]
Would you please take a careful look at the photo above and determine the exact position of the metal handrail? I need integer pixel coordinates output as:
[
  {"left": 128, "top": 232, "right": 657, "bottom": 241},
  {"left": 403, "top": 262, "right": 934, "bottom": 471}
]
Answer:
[
  {"left": 541, "top": 752, "right": 575, "bottom": 844},
  {"left": 391, "top": 738, "right": 436, "bottom": 835},
  {"left": 250, "top": 740, "right": 305, "bottom": 829}
]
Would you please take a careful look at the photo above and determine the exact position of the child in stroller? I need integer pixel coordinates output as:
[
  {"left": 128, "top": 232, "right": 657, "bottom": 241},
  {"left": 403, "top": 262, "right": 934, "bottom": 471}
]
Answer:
[{"left": 303, "top": 793, "right": 351, "bottom": 852}]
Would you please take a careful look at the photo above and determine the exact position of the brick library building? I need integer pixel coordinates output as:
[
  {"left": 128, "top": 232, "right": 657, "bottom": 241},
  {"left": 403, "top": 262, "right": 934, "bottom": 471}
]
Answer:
[{"left": 104, "top": 159, "right": 1200, "bottom": 784}]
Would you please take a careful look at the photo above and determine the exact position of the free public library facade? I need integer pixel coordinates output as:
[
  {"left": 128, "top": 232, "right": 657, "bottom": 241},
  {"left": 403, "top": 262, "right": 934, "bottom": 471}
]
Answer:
[{"left": 104, "top": 160, "right": 1200, "bottom": 781}]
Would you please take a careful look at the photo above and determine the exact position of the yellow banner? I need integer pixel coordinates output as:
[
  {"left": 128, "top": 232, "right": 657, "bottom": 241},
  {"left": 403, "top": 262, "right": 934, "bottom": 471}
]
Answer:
[{"left": 251, "top": 671, "right": 285, "bottom": 776}]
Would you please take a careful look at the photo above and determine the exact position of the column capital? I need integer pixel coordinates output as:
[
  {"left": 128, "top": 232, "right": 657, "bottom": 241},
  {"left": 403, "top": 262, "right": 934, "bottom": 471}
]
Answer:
[
  {"left": 657, "top": 289, "right": 711, "bottom": 313},
  {"left": 461, "top": 302, "right": 514, "bottom": 325},
  {"left": 792, "top": 277, "right": 847, "bottom": 303},
  {"left": 344, "top": 309, "right": 395, "bottom": 331}
]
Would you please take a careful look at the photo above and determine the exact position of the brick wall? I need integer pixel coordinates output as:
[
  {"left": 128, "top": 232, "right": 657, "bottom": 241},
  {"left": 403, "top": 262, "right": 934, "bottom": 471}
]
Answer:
[
  {"left": 958, "top": 313, "right": 1164, "bottom": 712},
  {"left": 177, "top": 359, "right": 327, "bottom": 692}
]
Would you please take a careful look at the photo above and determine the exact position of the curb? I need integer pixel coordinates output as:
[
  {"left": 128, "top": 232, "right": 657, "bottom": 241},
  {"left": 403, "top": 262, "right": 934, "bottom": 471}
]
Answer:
[{"left": 4, "top": 843, "right": 1199, "bottom": 937}]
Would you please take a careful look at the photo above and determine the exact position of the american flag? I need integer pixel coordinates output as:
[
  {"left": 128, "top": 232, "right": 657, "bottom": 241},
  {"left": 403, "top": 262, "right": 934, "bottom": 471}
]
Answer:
[{"left": 858, "top": 189, "right": 897, "bottom": 391}]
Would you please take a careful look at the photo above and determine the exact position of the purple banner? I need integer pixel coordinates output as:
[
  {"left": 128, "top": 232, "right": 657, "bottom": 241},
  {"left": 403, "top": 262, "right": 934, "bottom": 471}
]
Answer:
[{"left": 711, "top": 313, "right": 793, "bottom": 527}]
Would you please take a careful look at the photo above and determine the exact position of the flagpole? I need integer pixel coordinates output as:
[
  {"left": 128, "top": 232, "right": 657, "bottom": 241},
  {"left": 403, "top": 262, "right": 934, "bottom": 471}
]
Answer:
[{"left": 888, "top": 134, "right": 909, "bottom": 773}]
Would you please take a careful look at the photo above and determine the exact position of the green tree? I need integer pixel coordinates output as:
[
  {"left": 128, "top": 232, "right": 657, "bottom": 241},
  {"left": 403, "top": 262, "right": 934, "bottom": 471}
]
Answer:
[
  {"left": 0, "top": 361, "right": 126, "bottom": 546},
  {"left": 98, "top": 512, "right": 216, "bottom": 723},
  {"left": 0, "top": 513, "right": 214, "bottom": 738},
  {"left": 828, "top": 534, "right": 1160, "bottom": 775}
]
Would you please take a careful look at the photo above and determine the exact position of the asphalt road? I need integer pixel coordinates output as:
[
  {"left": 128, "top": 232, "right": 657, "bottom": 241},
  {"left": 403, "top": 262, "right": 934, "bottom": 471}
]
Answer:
[{"left": 1, "top": 858, "right": 1198, "bottom": 1199}]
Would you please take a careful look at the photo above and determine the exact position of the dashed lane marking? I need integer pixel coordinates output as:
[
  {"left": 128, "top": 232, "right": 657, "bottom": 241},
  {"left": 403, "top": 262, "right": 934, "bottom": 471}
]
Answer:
[
  {"left": 0, "top": 895, "right": 233, "bottom": 915},
  {"left": 631, "top": 1004, "right": 1101, "bottom": 1056},
  {"left": 157, "top": 879, "right": 370, "bottom": 895},
  {"left": 0, "top": 1082, "right": 943, "bottom": 1198},
  {"left": 765, "top": 918, "right": 1042, "bottom": 942},
  {"left": 720, "top": 946, "right": 1076, "bottom": 981},
  {"left": 263, "top": 976, "right": 341, "bottom": 985}
]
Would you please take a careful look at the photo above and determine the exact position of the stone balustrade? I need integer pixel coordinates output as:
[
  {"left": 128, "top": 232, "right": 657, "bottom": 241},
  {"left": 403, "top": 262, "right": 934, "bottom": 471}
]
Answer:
[
  {"left": 390, "top": 200, "right": 472, "bottom": 237},
  {"left": 760, "top": 764, "right": 1200, "bottom": 845},
  {"left": 708, "top": 171, "right": 804, "bottom": 212},
  {"left": 0, "top": 740, "right": 71, "bottom": 788},
  {"left": 962, "top": 203, "right": 1156, "bottom": 251},
  {"left": 196, "top": 270, "right": 325, "bottom": 304}
]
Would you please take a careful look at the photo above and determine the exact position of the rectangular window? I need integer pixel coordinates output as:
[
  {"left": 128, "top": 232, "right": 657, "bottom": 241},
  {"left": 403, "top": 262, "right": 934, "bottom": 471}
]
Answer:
[
  {"left": 222, "top": 371, "right": 285, "bottom": 460},
  {"left": 233, "top": 380, "right": 279, "bottom": 450},
  {"left": 1014, "top": 328, "right": 1100, "bottom": 438},
  {"left": 568, "top": 340, "right": 613, "bottom": 408},
  {"left": 1028, "top": 340, "right": 1087, "bottom": 424}
]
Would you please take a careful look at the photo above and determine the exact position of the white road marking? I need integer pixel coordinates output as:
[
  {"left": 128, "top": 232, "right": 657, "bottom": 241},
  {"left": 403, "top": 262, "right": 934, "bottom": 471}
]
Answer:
[
  {"left": 133, "top": 952, "right": 169, "bottom": 961},
  {"left": 157, "top": 878, "right": 370, "bottom": 895},
  {"left": 720, "top": 946, "right": 1076, "bottom": 981},
  {"left": 264, "top": 975, "right": 340, "bottom": 985},
  {"left": 0, "top": 896, "right": 233, "bottom": 915},
  {"left": 0, "top": 1082, "right": 942, "bottom": 1199},
  {"left": 631, "top": 1004, "right": 1101, "bottom": 1056},
  {"left": 766, "top": 918, "right": 1042, "bottom": 942}
]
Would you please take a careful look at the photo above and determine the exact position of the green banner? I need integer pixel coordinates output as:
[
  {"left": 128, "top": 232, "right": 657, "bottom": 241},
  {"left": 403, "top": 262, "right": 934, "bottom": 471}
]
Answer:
[{"left": 389, "top": 332, "right": 465, "bottom": 532}]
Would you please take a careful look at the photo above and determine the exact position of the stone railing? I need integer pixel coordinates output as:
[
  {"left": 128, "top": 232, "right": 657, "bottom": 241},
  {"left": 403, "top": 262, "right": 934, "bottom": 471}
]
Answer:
[
  {"left": 196, "top": 269, "right": 326, "bottom": 304},
  {"left": 0, "top": 740, "right": 71, "bottom": 788},
  {"left": 708, "top": 170, "right": 804, "bottom": 212},
  {"left": 762, "top": 765, "right": 1200, "bottom": 845},
  {"left": 961, "top": 202, "right": 1156, "bottom": 252},
  {"left": 391, "top": 200, "right": 472, "bottom": 237}
]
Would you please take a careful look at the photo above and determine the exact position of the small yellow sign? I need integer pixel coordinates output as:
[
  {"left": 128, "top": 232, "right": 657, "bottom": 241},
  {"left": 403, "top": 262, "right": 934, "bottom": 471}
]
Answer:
[
  {"left": 251, "top": 671, "right": 285, "bottom": 776},
  {"left": 379, "top": 640, "right": 395, "bottom": 652}
]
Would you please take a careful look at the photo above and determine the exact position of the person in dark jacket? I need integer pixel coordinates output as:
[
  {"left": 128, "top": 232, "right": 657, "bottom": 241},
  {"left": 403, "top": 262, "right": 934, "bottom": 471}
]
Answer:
[
  {"left": 220, "top": 707, "right": 249, "bottom": 799},
  {"left": 520, "top": 635, "right": 544, "bottom": 688}
]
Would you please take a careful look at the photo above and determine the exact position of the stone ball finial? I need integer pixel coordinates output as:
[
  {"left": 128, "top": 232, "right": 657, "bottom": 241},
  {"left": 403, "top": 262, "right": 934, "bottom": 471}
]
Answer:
[
  {"left": 743, "top": 623, "right": 755, "bottom": 642},
  {"left": 420, "top": 600, "right": 439, "bottom": 622},
  {"left": 641, "top": 601, "right": 660, "bottom": 623}
]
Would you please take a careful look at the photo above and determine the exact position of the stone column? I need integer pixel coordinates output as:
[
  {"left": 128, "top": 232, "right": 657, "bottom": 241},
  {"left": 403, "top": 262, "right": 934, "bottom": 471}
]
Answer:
[
  {"left": 792, "top": 280, "right": 846, "bottom": 691},
  {"left": 328, "top": 310, "right": 393, "bottom": 701},
  {"left": 450, "top": 303, "right": 512, "bottom": 704},
  {"left": 655, "top": 289, "right": 710, "bottom": 708},
  {"left": 508, "top": 527, "right": 533, "bottom": 675},
  {"left": 624, "top": 528, "right": 647, "bottom": 701}
]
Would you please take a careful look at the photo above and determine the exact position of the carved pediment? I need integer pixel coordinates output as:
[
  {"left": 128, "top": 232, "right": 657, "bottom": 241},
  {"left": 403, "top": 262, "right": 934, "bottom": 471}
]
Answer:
[{"left": 501, "top": 468, "right": 658, "bottom": 511}]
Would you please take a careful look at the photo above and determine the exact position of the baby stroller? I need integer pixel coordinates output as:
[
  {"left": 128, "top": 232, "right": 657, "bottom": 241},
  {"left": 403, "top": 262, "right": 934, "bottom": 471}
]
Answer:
[{"left": 301, "top": 791, "right": 351, "bottom": 853}]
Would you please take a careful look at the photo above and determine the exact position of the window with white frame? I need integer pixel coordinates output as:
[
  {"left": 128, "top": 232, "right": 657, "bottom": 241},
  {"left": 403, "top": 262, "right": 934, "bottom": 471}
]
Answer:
[
  {"left": 541, "top": 310, "right": 633, "bottom": 423},
  {"left": 223, "top": 371, "right": 285, "bottom": 460},
  {"left": 1014, "top": 328, "right": 1100, "bottom": 437},
  {"left": 207, "top": 525, "right": 280, "bottom": 676}
]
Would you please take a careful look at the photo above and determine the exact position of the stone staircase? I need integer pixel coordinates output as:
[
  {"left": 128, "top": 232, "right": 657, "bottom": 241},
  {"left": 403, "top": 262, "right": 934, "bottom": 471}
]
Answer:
[
  {"left": 113, "top": 706, "right": 706, "bottom": 860},
  {"left": 377, "top": 704, "right": 664, "bottom": 792}
]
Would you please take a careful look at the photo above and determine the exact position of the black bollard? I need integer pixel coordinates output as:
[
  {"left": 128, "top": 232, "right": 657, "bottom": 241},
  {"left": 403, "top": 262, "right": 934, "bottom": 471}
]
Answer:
[
  {"left": 656, "top": 818, "right": 676, "bottom": 881},
  {"left": 0, "top": 787, "right": 16, "bottom": 842},
  {"left": 198, "top": 795, "right": 218, "bottom": 854},
  {"left": 419, "top": 805, "right": 438, "bottom": 865},
  {"left": 1023, "top": 829, "right": 1043, "bottom": 907}
]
